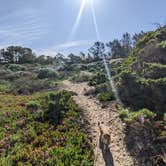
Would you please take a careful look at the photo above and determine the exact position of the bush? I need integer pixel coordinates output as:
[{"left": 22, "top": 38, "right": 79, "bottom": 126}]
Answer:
[
  {"left": 44, "top": 90, "right": 77, "bottom": 124},
  {"left": 7, "top": 64, "right": 27, "bottom": 72},
  {"left": 71, "top": 72, "right": 92, "bottom": 83},
  {"left": 95, "top": 83, "right": 109, "bottom": 94},
  {"left": 37, "top": 68, "right": 57, "bottom": 79},
  {"left": 32, "top": 109, "right": 44, "bottom": 121},
  {"left": 98, "top": 91, "right": 115, "bottom": 102},
  {"left": 119, "top": 108, "right": 157, "bottom": 123},
  {"left": 119, "top": 109, "right": 129, "bottom": 119},
  {"left": 88, "top": 73, "right": 107, "bottom": 86},
  {"left": 0, "top": 81, "right": 11, "bottom": 93},
  {"left": 27, "top": 101, "right": 40, "bottom": 111},
  {"left": 12, "top": 79, "right": 57, "bottom": 95},
  {"left": 116, "top": 26, "right": 166, "bottom": 119},
  {"left": 0, "top": 69, "right": 12, "bottom": 80}
]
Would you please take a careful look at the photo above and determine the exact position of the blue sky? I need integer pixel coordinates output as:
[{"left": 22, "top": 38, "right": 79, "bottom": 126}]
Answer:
[{"left": 0, "top": 0, "right": 166, "bottom": 56}]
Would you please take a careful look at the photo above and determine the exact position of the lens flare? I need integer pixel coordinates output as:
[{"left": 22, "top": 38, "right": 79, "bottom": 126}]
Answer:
[
  {"left": 70, "top": 0, "right": 122, "bottom": 105},
  {"left": 90, "top": 1, "right": 123, "bottom": 105},
  {"left": 90, "top": 0, "right": 100, "bottom": 40},
  {"left": 69, "top": 0, "right": 86, "bottom": 40},
  {"left": 85, "top": 0, "right": 93, "bottom": 5}
]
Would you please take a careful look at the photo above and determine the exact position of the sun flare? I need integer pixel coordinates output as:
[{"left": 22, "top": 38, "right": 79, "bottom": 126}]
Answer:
[{"left": 84, "top": 0, "right": 93, "bottom": 5}]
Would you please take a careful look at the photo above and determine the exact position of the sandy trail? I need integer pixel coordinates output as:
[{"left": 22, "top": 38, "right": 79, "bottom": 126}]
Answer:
[{"left": 62, "top": 80, "right": 134, "bottom": 166}]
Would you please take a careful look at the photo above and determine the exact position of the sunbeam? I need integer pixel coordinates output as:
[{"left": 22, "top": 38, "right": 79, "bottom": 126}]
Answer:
[
  {"left": 69, "top": 0, "right": 122, "bottom": 105},
  {"left": 69, "top": 0, "right": 86, "bottom": 40},
  {"left": 90, "top": 1, "right": 123, "bottom": 105},
  {"left": 90, "top": 0, "right": 100, "bottom": 40}
]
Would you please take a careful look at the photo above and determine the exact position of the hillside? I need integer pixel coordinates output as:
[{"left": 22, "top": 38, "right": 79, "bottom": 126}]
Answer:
[
  {"left": 116, "top": 26, "right": 166, "bottom": 119},
  {"left": 0, "top": 26, "right": 166, "bottom": 166}
]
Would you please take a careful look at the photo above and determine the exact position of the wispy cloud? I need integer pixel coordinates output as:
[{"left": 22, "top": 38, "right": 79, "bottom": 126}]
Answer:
[
  {"left": 54, "top": 40, "right": 91, "bottom": 50},
  {"left": 0, "top": 9, "right": 48, "bottom": 46},
  {"left": 39, "top": 40, "right": 92, "bottom": 56}
]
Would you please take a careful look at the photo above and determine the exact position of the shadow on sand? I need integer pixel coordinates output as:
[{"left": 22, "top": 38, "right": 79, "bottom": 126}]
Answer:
[{"left": 99, "top": 137, "right": 114, "bottom": 166}]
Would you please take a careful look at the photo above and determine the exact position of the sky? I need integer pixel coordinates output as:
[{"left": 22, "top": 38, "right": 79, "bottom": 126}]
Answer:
[{"left": 0, "top": 0, "right": 166, "bottom": 56}]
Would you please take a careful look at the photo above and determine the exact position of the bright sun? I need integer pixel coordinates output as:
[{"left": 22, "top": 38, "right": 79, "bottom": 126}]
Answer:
[{"left": 84, "top": 0, "right": 93, "bottom": 5}]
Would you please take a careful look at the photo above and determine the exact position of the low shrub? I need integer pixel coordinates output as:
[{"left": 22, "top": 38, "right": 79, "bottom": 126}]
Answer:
[
  {"left": 88, "top": 73, "right": 107, "bottom": 86},
  {"left": 37, "top": 68, "right": 57, "bottom": 79},
  {"left": 119, "top": 109, "right": 129, "bottom": 119},
  {"left": 0, "top": 81, "right": 11, "bottom": 93},
  {"left": 98, "top": 91, "right": 115, "bottom": 102},
  {"left": 0, "top": 91, "right": 93, "bottom": 165},
  {"left": 7, "top": 64, "right": 27, "bottom": 72},
  {"left": 32, "top": 109, "right": 44, "bottom": 121},
  {"left": 6, "top": 71, "right": 32, "bottom": 81},
  {"left": 12, "top": 79, "right": 58, "bottom": 95},
  {"left": 119, "top": 108, "right": 157, "bottom": 123},
  {"left": 95, "top": 83, "right": 109, "bottom": 94},
  {"left": 27, "top": 101, "right": 40, "bottom": 111},
  {"left": 44, "top": 90, "right": 77, "bottom": 124},
  {"left": 0, "top": 69, "right": 12, "bottom": 80},
  {"left": 71, "top": 72, "right": 92, "bottom": 83}
]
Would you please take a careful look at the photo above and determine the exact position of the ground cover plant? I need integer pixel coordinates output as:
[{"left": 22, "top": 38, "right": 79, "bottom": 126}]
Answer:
[{"left": 0, "top": 90, "right": 94, "bottom": 165}]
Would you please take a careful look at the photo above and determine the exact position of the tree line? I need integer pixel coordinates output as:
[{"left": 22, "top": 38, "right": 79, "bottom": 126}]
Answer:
[
  {"left": 68, "top": 31, "right": 144, "bottom": 63},
  {"left": 0, "top": 31, "right": 144, "bottom": 64}
]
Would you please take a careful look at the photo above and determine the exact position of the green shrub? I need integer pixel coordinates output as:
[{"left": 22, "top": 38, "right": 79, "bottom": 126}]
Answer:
[
  {"left": 71, "top": 72, "right": 92, "bottom": 83},
  {"left": 89, "top": 73, "right": 107, "bottom": 86},
  {"left": 44, "top": 90, "right": 77, "bottom": 123},
  {"left": 37, "top": 68, "right": 57, "bottom": 79},
  {"left": 157, "top": 41, "right": 166, "bottom": 49},
  {"left": 0, "top": 81, "right": 11, "bottom": 92},
  {"left": 95, "top": 83, "right": 109, "bottom": 94},
  {"left": 7, "top": 64, "right": 27, "bottom": 72},
  {"left": 6, "top": 71, "right": 32, "bottom": 81},
  {"left": 135, "top": 108, "right": 157, "bottom": 119},
  {"left": 12, "top": 79, "right": 57, "bottom": 95},
  {"left": 116, "top": 26, "right": 166, "bottom": 119},
  {"left": 119, "top": 108, "right": 156, "bottom": 123},
  {"left": 98, "top": 91, "right": 115, "bottom": 102},
  {"left": 0, "top": 69, "right": 12, "bottom": 80},
  {"left": 27, "top": 101, "right": 40, "bottom": 111},
  {"left": 119, "top": 110, "right": 129, "bottom": 119}
]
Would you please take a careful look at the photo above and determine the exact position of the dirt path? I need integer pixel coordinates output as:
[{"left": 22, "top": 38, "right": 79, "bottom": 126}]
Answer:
[{"left": 62, "top": 80, "right": 134, "bottom": 166}]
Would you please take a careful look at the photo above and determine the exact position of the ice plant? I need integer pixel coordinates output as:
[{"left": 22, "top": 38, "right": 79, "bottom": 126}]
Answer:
[
  {"left": 138, "top": 115, "right": 145, "bottom": 124},
  {"left": 45, "top": 152, "right": 49, "bottom": 159}
]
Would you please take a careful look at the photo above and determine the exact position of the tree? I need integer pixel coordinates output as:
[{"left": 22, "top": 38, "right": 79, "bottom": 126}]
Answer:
[
  {"left": 106, "top": 40, "right": 124, "bottom": 58},
  {"left": 55, "top": 53, "right": 66, "bottom": 63},
  {"left": 121, "top": 32, "right": 132, "bottom": 56},
  {"left": 18, "top": 48, "right": 35, "bottom": 63},
  {"left": 88, "top": 42, "right": 105, "bottom": 60},
  {"left": 45, "top": 56, "right": 54, "bottom": 65},
  {"left": 86, "top": 53, "right": 93, "bottom": 63},
  {"left": 6, "top": 46, "right": 23, "bottom": 63},
  {"left": 0, "top": 46, "right": 36, "bottom": 64},
  {"left": 132, "top": 31, "right": 145, "bottom": 46},
  {"left": 36, "top": 55, "right": 46, "bottom": 64},
  {"left": 0, "top": 49, "right": 5, "bottom": 63},
  {"left": 68, "top": 53, "right": 81, "bottom": 63},
  {"left": 2, "top": 49, "right": 14, "bottom": 63},
  {"left": 80, "top": 52, "right": 86, "bottom": 62}
]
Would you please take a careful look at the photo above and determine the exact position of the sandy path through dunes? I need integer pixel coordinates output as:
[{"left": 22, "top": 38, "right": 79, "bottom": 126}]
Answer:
[{"left": 62, "top": 80, "right": 134, "bottom": 166}]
